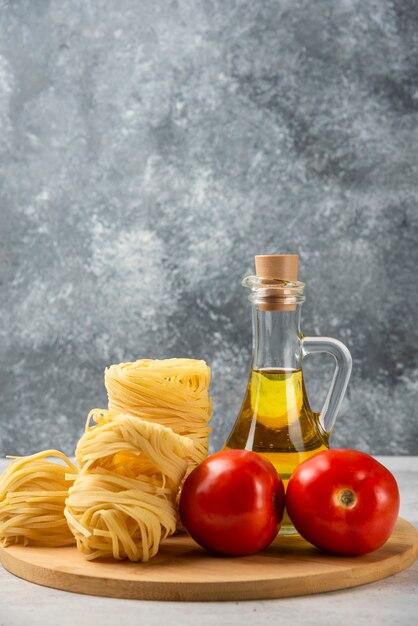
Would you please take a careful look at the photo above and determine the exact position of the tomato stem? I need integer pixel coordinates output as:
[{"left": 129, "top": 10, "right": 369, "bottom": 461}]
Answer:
[{"left": 338, "top": 489, "right": 356, "bottom": 508}]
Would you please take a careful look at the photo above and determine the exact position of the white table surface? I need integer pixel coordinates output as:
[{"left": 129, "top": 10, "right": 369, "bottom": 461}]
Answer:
[{"left": 0, "top": 456, "right": 417, "bottom": 626}]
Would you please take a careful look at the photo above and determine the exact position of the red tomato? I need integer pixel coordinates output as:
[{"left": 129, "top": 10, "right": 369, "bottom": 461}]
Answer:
[
  {"left": 286, "top": 449, "right": 400, "bottom": 555},
  {"left": 179, "top": 449, "right": 285, "bottom": 556}
]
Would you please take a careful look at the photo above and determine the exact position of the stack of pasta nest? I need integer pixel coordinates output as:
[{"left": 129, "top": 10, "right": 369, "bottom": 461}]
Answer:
[{"left": 0, "top": 359, "right": 211, "bottom": 562}]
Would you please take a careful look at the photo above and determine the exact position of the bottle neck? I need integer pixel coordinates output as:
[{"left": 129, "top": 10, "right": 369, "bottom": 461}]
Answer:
[{"left": 251, "top": 305, "right": 303, "bottom": 371}]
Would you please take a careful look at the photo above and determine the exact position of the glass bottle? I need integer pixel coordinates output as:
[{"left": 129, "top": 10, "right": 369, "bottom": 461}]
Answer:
[{"left": 224, "top": 254, "right": 352, "bottom": 534}]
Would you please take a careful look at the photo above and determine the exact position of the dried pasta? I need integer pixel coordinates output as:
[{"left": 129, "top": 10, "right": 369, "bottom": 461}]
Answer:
[
  {"left": 64, "top": 410, "right": 195, "bottom": 561},
  {"left": 104, "top": 358, "right": 211, "bottom": 470},
  {"left": 0, "top": 450, "right": 78, "bottom": 547},
  {"left": 0, "top": 358, "right": 210, "bottom": 561}
]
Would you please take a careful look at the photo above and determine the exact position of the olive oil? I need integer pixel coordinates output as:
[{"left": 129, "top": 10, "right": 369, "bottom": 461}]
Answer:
[{"left": 224, "top": 368, "right": 328, "bottom": 534}]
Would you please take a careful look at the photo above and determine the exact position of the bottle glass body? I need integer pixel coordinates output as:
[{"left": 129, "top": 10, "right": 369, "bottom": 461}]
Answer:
[{"left": 224, "top": 303, "right": 329, "bottom": 534}]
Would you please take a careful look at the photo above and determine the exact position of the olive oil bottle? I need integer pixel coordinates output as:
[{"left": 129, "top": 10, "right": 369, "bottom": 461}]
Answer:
[{"left": 223, "top": 255, "right": 352, "bottom": 535}]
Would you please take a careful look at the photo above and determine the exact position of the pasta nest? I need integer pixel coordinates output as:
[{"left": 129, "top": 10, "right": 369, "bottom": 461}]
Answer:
[
  {"left": 64, "top": 410, "right": 195, "bottom": 561},
  {"left": 0, "top": 450, "right": 78, "bottom": 547},
  {"left": 104, "top": 358, "right": 212, "bottom": 469}
]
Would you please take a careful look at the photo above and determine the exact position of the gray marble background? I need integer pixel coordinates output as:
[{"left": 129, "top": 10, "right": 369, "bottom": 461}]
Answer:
[{"left": 0, "top": 0, "right": 417, "bottom": 456}]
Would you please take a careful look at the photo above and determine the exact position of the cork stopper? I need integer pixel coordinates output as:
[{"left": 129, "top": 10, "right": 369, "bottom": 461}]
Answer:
[
  {"left": 254, "top": 254, "right": 299, "bottom": 311},
  {"left": 255, "top": 254, "right": 299, "bottom": 281}
]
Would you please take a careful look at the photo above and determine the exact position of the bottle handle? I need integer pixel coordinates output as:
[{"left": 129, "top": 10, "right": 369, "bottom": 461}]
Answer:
[{"left": 301, "top": 336, "right": 352, "bottom": 435}]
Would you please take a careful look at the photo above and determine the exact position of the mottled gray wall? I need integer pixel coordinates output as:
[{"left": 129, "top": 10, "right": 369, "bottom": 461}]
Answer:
[{"left": 0, "top": 0, "right": 417, "bottom": 457}]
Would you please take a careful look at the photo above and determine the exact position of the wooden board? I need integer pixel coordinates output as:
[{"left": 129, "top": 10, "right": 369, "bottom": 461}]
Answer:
[{"left": 0, "top": 518, "right": 416, "bottom": 602}]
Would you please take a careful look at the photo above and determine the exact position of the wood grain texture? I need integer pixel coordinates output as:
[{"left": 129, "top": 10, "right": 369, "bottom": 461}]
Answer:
[{"left": 0, "top": 518, "right": 416, "bottom": 602}]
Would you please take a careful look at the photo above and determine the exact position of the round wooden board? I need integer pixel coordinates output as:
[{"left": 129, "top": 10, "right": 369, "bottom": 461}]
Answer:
[{"left": 0, "top": 518, "right": 416, "bottom": 602}]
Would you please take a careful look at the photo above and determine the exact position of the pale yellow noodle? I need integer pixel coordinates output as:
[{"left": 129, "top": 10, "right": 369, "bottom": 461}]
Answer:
[
  {"left": 104, "top": 359, "right": 211, "bottom": 469},
  {"left": 0, "top": 450, "right": 78, "bottom": 547},
  {"left": 65, "top": 412, "right": 194, "bottom": 561},
  {"left": 0, "top": 359, "right": 207, "bottom": 560}
]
